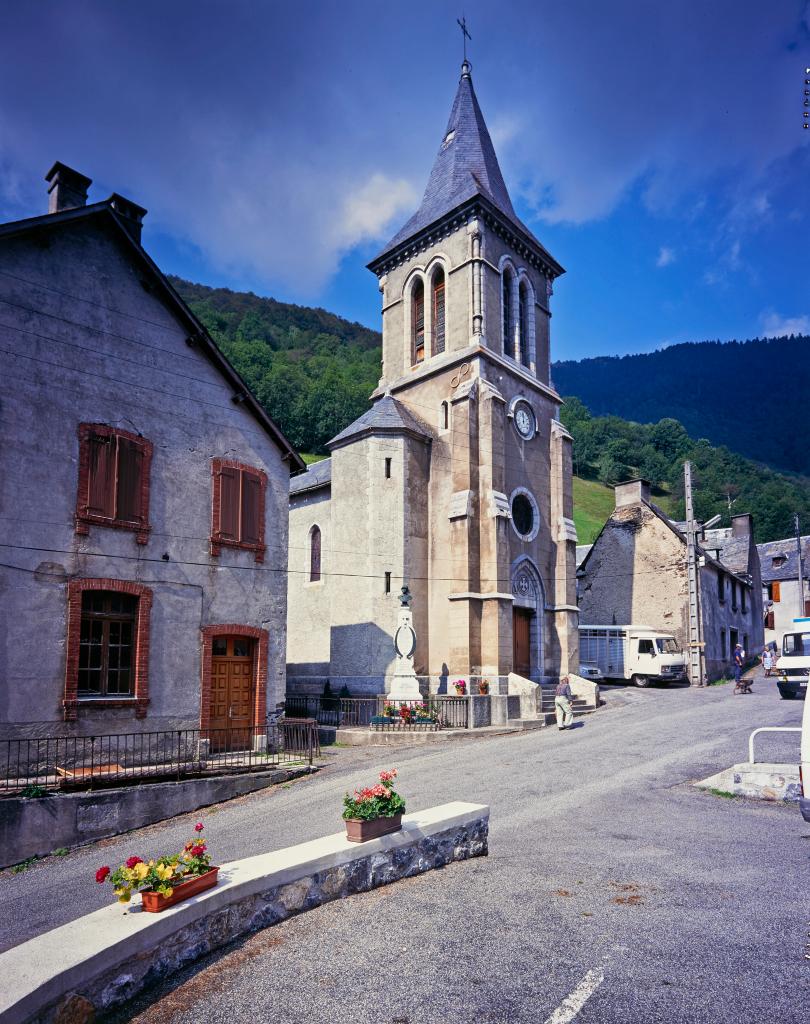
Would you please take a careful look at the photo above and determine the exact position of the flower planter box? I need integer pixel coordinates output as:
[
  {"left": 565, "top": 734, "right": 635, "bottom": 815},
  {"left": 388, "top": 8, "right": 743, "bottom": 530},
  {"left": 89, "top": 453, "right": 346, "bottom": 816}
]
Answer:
[
  {"left": 140, "top": 867, "right": 219, "bottom": 913},
  {"left": 344, "top": 814, "right": 403, "bottom": 843}
]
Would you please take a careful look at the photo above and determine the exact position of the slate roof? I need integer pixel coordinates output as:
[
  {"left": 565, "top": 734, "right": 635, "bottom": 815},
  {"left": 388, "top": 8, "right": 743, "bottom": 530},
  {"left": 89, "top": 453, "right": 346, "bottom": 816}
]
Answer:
[
  {"left": 327, "top": 394, "right": 431, "bottom": 450},
  {"left": 289, "top": 457, "right": 332, "bottom": 497},
  {"left": 371, "top": 63, "right": 556, "bottom": 270},
  {"left": 757, "top": 536, "right": 810, "bottom": 583}
]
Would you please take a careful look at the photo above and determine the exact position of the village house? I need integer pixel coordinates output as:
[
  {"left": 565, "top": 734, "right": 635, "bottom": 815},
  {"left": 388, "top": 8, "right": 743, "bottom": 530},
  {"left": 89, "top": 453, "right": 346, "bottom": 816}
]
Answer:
[
  {"left": 577, "top": 480, "right": 763, "bottom": 681},
  {"left": 286, "top": 60, "right": 579, "bottom": 697},
  {"left": 0, "top": 163, "right": 304, "bottom": 741},
  {"left": 758, "top": 535, "right": 809, "bottom": 649}
]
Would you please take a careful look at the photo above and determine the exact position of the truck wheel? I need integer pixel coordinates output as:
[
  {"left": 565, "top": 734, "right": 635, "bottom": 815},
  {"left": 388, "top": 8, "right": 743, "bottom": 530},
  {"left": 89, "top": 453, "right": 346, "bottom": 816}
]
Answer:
[{"left": 632, "top": 674, "right": 650, "bottom": 688}]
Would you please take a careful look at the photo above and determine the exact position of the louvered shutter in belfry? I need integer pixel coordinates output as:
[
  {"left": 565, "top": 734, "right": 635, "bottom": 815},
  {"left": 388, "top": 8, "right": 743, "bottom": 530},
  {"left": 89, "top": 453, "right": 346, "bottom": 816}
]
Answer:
[
  {"left": 87, "top": 433, "right": 116, "bottom": 517},
  {"left": 219, "top": 466, "right": 239, "bottom": 541},
  {"left": 433, "top": 280, "right": 445, "bottom": 355},
  {"left": 116, "top": 437, "right": 143, "bottom": 523},
  {"left": 241, "top": 472, "right": 261, "bottom": 545}
]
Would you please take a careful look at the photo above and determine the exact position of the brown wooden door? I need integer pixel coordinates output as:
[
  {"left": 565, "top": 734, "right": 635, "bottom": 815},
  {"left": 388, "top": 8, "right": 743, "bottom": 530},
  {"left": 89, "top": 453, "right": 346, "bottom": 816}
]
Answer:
[
  {"left": 209, "top": 636, "right": 255, "bottom": 751},
  {"left": 513, "top": 609, "right": 532, "bottom": 677}
]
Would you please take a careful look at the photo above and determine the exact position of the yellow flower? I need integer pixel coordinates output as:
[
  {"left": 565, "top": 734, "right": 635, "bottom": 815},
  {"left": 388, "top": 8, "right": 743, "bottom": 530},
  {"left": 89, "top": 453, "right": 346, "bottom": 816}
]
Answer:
[
  {"left": 115, "top": 888, "right": 132, "bottom": 903},
  {"left": 162, "top": 887, "right": 173, "bottom": 899},
  {"left": 155, "top": 863, "right": 174, "bottom": 881},
  {"left": 132, "top": 862, "right": 150, "bottom": 881}
]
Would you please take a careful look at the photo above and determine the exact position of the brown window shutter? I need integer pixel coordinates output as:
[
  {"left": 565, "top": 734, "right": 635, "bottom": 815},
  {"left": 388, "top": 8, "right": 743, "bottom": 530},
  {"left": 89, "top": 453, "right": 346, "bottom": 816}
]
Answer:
[
  {"left": 116, "top": 436, "right": 144, "bottom": 523},
  {"left": 765, "top": 610, "right": 774, "bottom": 631},
  {"left": 772, "top": 581, "right": 781, "bottom": 602},
  {"left": 87, "top": 433, "right": 116, "bottom": 517},
  {"left": 310, "top": 526, "right": 321, "bottom": 582},
  {"left": 217, "top": 466, "right": 239, "bottom": 541},
  {"left": 240, "top": 472, "right": 261, "bottom": 545}
]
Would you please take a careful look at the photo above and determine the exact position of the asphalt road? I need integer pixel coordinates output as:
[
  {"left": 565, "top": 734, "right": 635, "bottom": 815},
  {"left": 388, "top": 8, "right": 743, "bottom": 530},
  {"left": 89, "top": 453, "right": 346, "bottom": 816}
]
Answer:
[{"left": 1, "top": 678, "right": 808, "bottom": 1023}]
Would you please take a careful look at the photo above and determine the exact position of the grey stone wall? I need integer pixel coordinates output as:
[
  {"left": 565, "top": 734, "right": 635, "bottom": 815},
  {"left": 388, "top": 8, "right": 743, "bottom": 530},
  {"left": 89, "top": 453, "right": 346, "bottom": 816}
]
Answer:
[{"left": 0, "top": 220, "right": 292, "bottom": 737}]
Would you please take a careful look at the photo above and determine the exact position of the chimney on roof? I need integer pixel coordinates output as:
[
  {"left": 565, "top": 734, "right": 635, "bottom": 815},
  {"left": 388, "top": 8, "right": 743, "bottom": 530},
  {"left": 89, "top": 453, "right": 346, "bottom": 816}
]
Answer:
[
  {"left": 45, "top": 162, "right": 92, "bottom": 213},
  {"left": 108, "top": 193, "right": 147, "bottom": 245},
  {"left": 615, "top": 479, "right": 651, "bottom": 508},
  {"left": 731, "top": 512, "right": 753, "bottom": 538}
]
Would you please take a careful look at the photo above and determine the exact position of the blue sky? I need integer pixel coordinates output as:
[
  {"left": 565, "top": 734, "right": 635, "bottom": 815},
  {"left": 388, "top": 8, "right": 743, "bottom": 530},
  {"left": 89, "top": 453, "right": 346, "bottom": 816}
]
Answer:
[{"left": 2, "top": 1, "right": 808, "bottom": 360}]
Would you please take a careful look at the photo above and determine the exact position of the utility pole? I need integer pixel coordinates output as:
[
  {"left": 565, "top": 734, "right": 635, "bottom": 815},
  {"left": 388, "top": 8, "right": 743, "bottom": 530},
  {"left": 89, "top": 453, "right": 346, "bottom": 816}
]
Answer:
[
  {"left": 684, "top": 461, "right": 704, "bottom": 686},
  {"left": 797, "top": 513, "right": 805, "bottom": 617}
]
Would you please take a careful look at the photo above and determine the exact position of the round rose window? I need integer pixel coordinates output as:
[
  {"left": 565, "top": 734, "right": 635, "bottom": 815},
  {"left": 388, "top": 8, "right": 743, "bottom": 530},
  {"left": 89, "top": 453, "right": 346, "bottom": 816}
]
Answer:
[{"left": 511, "top": 493, "right": 534, "bottom": 537}]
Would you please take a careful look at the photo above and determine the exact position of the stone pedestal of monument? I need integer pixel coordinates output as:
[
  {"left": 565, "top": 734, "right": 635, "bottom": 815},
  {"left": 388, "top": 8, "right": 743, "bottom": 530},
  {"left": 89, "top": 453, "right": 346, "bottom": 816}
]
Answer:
[{"left": 387, "top": 586, "right": 422, "bottom": 701}]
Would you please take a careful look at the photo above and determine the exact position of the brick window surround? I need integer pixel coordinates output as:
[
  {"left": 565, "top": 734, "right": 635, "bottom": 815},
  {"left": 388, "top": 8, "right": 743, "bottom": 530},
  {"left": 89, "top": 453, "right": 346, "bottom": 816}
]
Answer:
[
  {"left": 64, "top": 578, "right": 152, "bottom": 721},
  {"left": 210, "top": 458, "right": 267, "bottom": 563},
  {"left": 200, "top": 624, "right": 269, "bottom": 732},
  {"left": 75, "top": 424, "right": 153, "bottom": 544}
]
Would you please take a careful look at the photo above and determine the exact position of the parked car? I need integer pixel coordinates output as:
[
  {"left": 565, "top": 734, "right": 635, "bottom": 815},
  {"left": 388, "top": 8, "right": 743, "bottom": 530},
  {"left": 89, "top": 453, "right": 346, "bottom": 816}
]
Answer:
[{"left": 775, "top": 620, "right": 810, "bottom": 701}]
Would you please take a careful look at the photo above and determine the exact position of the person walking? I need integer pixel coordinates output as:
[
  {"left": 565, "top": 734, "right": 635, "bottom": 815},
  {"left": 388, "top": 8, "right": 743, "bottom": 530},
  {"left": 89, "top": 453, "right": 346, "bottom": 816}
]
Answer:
[
  {"left": 762, "top": 647, "right": 773, "bottom": 677},
  {"left": 733, "top": 643, "right": 744, "bottom": 687},
  {"left": 555, "top": 676, "right": 575, "bottom": 730}
]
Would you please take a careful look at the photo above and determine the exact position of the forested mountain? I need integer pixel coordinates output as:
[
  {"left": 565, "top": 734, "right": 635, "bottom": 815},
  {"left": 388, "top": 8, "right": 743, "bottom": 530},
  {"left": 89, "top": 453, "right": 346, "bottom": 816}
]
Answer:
[
  {"left": 174, "top": 277, "right": 810, "bottom": 543},
  {"left": 552, "top": 336, "right": 810, "bottom": 475}
]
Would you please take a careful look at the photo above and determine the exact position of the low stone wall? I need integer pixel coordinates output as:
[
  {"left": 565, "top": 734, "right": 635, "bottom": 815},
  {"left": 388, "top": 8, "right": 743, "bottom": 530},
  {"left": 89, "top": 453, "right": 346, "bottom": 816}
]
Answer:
[
  {"left": 0, "top": 802, "right": 489, "bottom": 1024},
  {"left": 0, "top": 768, "right": 314, "bottom": 869},
  {"left": 695, "top": 762, "right": 801, "bottom": 802}
]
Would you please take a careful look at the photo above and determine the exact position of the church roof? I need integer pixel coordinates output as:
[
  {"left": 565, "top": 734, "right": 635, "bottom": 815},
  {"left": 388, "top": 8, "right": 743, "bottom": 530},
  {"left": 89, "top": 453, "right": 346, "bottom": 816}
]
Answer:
[
  {"left": 371, "top": 62, "right": 555, "bottom": 271},
  {"left": 327, "top": 394, "right": 431, "bottom": 451},
  {"left": 289, "top": 457, "right": 332, "bottom": 496}
]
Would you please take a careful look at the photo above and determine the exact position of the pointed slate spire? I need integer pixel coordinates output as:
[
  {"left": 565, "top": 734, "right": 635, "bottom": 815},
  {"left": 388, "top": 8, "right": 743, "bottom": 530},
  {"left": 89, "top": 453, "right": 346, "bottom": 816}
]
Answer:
[{"left": 373, "top": 62, "right": 520, "bottom": 263}]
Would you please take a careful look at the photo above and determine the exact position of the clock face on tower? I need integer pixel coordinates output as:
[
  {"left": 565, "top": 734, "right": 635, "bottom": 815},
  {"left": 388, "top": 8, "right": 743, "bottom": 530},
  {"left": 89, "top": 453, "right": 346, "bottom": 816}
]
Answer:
[{"left": 513, "top": 401, "right": 535, "bottom": 440}]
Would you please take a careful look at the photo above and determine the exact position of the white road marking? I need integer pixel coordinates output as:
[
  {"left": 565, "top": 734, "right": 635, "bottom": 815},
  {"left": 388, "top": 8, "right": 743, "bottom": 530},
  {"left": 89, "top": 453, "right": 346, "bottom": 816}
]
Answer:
[{"left": 543, "top": 968, "right": 605, "bottom": 1024}]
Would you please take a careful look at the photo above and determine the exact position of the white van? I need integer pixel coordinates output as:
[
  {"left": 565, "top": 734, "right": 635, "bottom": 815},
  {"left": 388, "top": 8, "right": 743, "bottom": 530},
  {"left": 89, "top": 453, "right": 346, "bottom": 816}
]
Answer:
[
  {"left": 579, "top": 625, "right": 687, "bottom": 687},
  {"left": 775, "top": 618, "right": 810, "bottom": 701}
]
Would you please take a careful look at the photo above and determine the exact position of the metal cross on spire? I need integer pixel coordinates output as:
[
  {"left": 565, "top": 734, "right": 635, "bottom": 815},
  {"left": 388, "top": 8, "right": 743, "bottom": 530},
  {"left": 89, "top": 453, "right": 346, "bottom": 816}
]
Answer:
[{"left": 457, "top": 14, "right": 471, "bottom": 62}]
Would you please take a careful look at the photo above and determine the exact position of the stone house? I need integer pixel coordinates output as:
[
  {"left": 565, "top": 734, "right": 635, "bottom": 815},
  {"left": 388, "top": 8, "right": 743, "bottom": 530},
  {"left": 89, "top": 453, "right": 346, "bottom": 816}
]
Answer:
[
  {"left": 0, "top": 163, "right": 304, "bottom": 740},
  {"left": 287, "top": 61, "right": 578, "bottom": 697},
  {"left": 577, "top": 480, "right": 763, "bottom": 681},
  {"left": 758, "top": 535, "right": 810, "bottom": 648}
]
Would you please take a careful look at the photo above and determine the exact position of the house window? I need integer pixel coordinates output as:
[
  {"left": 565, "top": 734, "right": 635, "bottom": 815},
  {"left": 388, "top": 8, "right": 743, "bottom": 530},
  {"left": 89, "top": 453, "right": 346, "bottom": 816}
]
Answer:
[
  {"left": 78, "top": 591, "right": 138, "bottom": 696},
  {"left": 731, "top": 580, "right": 738, "bottom": 612},
  {"left": 717, "top": 573, "right": 725, "bottom": 603},
  {"left": 730, "top": 628, "right": 739, "bottom": 653},
  {"left": 385, "top": 457, "right": 392, "bottom": 479},
  {"left": 75, "top": 424, "right": 152, "bottom": 543},
  {"left": 412, "top": 279, "right": 425, "bottom": 364},
  {"left": 741, "top": 588, "right": 747, "bottom": 614},
  {"left": 720, "top": 629, "right": 727, "bottom": 659},
  {"left": 385, "top": 571, "right": 392, "bottom": 594},
  {"left": 432, "top": 270, "right": 446, "bottom": 355},
  {"left": 309, "top": 525, "right": 321, "bottom": 583},
  {"left": 765, "top": 609, "right": 775, "bottom": 631},
  {"left": 440, "top": 401, "right": 450, "bottom": 432},
  {"left": 64, "top": 579, "right": 152, "bottom": 720},
  {"left": 502, "top": 268, "right": 515, "bottom": 358},
  {"left": 744, "top": 633, "right": 749, "bottom": 654},
  {"left": 518, "top": 280, "right": 530, "bottom": 368},
  {"left": 767, "top": 581, "right": 781, "bottom": 602},
  {"left": 211, "top": 459, "right": 267, "bottom": 562}
]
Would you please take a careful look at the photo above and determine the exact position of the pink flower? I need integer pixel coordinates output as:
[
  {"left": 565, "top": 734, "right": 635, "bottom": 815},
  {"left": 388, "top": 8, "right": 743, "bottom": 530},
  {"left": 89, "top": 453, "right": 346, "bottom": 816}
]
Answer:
[
  {"left": 95, "top": 866, "right": 110, "bottom": 883},
  {"left": 379, "top": 769, "right": 397, "bottom": 783},
  {"left": 125, "top": 856, "right": 143, "bottom": 869},
  {"left": 190, "top": 844, "right": 206, "bottom": 857},
  {"left": 194, "top": 822, "right": 204, "bottom": 833}
]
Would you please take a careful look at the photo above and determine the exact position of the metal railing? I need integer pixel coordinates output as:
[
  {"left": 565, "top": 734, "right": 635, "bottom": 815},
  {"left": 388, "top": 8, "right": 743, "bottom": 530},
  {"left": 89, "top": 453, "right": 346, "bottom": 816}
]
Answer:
[
  {"left": 285, "top": 695, "right": 470, "bottom": 731},
  {"left": 748, "top": 726, "right": 802, "bottom": 764},
  {"left": 0, "top": 718, "right": 318, "bottom": 794}
]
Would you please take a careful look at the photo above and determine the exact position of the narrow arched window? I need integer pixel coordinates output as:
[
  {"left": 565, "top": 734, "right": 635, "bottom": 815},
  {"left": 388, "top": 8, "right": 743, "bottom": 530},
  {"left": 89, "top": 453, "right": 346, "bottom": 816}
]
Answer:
[
  {"left": 519, "top": 280, "right": 530, "bottom": 367},
  {"left": 412, "top": 279, "right": 425, "bottom": 364},
  {"left": 440, "top": 400, "right": 449, "bottom": 431},
  {"left": 432, "top": 269, "right": 446, "bottom": 356},
  {"left": 502, "top": 268, "right": 514, "bottom": 358},
  {"left": 309, "top": 525, "right": 321, "bottom": 583}
]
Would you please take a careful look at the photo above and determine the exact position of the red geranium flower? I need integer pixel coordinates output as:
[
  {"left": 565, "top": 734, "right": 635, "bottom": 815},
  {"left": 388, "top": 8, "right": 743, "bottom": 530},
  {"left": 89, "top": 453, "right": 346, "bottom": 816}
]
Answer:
[
  {"left": 190, "top": 844, "right": 206, "bottom": 857},
  {"left": 95, "top": 866, "right": 111, "bottom": 883},
  {"left": 194, "top": 822, "right": 204, "bottom": 833},
  {"left": 125, "top": 856, "right": 143, "bottom": 869}
]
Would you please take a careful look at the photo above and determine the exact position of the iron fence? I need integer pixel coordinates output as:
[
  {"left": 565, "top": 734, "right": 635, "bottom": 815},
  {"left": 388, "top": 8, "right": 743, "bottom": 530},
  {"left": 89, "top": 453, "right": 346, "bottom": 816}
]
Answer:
[
  {"left": 284, "top": 695, "right": 470, "bottom": 731},
  {"left": 0, "top": 718, "right": 318, "bottom": 794}
]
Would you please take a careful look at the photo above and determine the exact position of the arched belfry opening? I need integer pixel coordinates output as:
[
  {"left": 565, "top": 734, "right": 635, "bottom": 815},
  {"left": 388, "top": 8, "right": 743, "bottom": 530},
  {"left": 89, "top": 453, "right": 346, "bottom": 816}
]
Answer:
[{"left": 431, "top": 267, "right": 446, "bottom": 356}]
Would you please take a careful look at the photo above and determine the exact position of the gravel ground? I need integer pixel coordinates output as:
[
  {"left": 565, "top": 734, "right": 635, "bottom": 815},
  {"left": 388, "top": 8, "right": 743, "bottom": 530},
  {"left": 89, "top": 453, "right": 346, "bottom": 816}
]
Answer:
[{"left": 2, "top": 678, "right": 808, "bottom": 1023}]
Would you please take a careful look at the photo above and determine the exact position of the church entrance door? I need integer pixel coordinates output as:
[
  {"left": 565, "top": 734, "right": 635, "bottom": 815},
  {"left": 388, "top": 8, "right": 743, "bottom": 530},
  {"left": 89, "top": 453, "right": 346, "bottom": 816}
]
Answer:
[
  {"left": 513, "top": 609, "right": 532, "bottom": 676},
  {"left": 208, "top": 636, "right": 255, "bottom": 752}
]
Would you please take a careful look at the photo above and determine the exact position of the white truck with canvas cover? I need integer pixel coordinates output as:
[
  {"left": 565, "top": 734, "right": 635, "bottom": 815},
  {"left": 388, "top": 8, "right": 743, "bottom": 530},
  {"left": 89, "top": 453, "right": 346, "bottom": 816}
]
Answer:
[{"left": 579, "top": 625, "right": 687, "bottom": 687}]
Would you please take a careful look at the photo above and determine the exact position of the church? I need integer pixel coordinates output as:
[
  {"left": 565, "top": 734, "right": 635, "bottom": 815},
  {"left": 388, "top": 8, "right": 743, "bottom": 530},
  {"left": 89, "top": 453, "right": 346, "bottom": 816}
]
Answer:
[{"left": 286, "top": 59, "right": 578, "bottom": 697}]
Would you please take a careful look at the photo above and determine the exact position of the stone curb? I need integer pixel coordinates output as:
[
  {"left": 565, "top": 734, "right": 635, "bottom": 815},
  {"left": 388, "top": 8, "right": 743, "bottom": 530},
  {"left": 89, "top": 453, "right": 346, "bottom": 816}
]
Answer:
[
  {"left": 694, "top": 761, "right": 801, "bottom": 802},
  {"left": 0, "top": 801, "right": 489, "bottom": 1024}
]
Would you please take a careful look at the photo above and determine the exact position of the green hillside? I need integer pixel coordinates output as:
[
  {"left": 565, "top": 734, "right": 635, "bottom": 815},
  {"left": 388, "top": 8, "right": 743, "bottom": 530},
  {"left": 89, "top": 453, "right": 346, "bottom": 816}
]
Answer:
[{"left": 173, "top": 277, "right": 810, "bottom": 544}]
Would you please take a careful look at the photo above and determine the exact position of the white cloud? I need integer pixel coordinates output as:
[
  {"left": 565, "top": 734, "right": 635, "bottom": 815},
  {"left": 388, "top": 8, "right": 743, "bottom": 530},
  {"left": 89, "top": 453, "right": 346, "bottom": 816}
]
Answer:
[
  {"left": 336, "top": 174, "right": 417, "bottom": 249},
  {"left": 760, "top": 312, "right": 810, "bottom": 337},
  {"left": 656, "top": 246, "right": 675, "bottom": 267}
]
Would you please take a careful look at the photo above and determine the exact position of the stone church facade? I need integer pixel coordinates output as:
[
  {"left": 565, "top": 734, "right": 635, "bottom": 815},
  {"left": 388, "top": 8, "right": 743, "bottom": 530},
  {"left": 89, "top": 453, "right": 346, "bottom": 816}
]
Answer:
[{"left": 287, "top": 61, "right": 578, "bottom": 696}]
